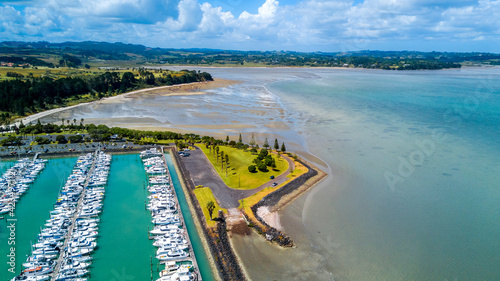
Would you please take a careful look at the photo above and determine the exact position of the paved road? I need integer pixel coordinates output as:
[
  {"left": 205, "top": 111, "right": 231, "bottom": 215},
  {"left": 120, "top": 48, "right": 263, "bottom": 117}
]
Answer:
[{"left": 179, "top": 147, "right": 295, "bottom": 208}]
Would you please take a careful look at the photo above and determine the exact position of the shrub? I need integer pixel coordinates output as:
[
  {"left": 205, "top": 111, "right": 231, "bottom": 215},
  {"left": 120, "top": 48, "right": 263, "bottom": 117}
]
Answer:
[
  {"left": 248, "top": 165, "right": 257, "bottom": 173},
  {"left": 34, "top": 136, "right": 50, "bottom": 145},
  {"left": 56, "top": 135, "right": 67, "bottom": 144},
  {"left": 257, "top": 162, "right": 268, "bottom": 172},
  {"left": 68, "top": 135, "right": 83, "bottom": 143}
]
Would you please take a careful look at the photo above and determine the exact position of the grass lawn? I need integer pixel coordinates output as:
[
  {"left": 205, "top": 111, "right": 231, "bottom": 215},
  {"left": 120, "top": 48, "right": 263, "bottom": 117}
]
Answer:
[
  {"left": 198, "top": 145, "right": 289, "bottom": 190},
  {"left": 193, "top": 187, "right": 227, "bottom": 228},
  {"left": 238, "top": 160, "right": 308, "bottom": 226}
]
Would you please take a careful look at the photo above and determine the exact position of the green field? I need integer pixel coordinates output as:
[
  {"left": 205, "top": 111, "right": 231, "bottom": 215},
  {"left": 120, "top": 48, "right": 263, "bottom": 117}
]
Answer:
[
  {"left": 198, "top": 145, "right": 289, "bottom": 190},
  {"left": 193, "top": 187, "right": 226, "bottom": 227}
]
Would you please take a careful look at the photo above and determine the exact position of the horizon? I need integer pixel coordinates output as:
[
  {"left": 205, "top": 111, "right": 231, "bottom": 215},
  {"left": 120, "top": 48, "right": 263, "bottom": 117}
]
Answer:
[
  {"left": 1, "top": 0, "right": 499, "bottom": 53},
  {"left": 2, "top": 40, "right": 500, "bottom": 55}
]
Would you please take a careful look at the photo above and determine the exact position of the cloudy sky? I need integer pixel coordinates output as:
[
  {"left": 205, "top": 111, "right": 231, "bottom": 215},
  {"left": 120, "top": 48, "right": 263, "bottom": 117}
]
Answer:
[{"left": 1, "top": 0, "right": 499, "bottom": 52}]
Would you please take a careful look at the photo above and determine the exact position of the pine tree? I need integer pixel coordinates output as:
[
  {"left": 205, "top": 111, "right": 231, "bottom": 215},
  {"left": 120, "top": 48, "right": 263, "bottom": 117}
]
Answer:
[
  {"left": 226, "top": 135, "right": 229, "bottom": 142},
  {"left": 281, "top": 142, "right": 286, "bottom": 153},
  {"left": 238, "top": 133, "right": 242, "bottom": 143},
  {"left": 274, "top": 138, "right": 279, "bottom": 151},
  {"left": 263, "top": 138, "right": 269, "bottom": 149},
  {"left": 249, "top": 133, "right": 256, "bottom": 147}
]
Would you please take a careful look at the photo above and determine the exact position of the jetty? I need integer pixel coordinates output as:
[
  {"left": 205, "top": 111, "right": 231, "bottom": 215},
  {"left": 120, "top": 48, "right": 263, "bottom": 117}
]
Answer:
[
  {"left": 142, "top": 147, "right": 201, "bottom": 281},
  {"left": 49, "top": 150, "right": 98, "bottom": 281}
]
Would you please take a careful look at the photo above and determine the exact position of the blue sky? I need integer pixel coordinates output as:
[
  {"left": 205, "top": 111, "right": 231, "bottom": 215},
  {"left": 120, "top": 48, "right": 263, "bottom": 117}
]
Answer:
[{"left": 0, "top": 0, "right": 499, "bottom": 52}]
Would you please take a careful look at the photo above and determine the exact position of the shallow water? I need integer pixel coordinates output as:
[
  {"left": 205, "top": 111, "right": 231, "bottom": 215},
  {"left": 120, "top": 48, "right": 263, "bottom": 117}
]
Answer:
[{"left": 39, "top": 67, "right": 500, "bottom": 280}]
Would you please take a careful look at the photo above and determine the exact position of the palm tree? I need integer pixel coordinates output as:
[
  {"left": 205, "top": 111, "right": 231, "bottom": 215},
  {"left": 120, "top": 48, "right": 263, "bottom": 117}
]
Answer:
[
  {"left": 225, "top": 154, "right": 229, "bottom": 176},
  {"left": 220, "top": 151, "right": 224, "bottom": 170},
  {"left": 61, "top": 118, "right": 65, "bottom": 126},
  {"left": 73, "top": 118, "right": 77, "bottom": 126},
  {"left": 215, "top": 146, "right": 219, "bottom": 163},
  {"left": 206, "top": 201, "right": 215, "bottom": 220}
]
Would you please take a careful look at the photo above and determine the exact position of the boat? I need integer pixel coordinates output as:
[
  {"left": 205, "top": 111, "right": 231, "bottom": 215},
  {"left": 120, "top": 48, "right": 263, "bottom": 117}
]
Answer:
[{"left": 156, "top": 249, "right": 189, "bottom": 261}]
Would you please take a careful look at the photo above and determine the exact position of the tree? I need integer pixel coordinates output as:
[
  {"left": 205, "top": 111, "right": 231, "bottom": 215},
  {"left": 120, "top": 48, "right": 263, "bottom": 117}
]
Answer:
[
  {"left": 257, "top": 162, "right": 268, "bottom": 172},
  {"left": 56, "top": 135, "right": 67, "bottom": 144},
  {"left": 225, "top": 154, "right": 229, "bottom": 176},
  {"left": 220, "top": 151, "right": 224, "bottom": 170},
  {"left": 281, "top": 142, "right": 286, "bottom": 153},
  {"left": 249, "top": 133, "right": 256, "bottom": 147},
  {"left": 238, "top": 133, "right": 242, "bottom": 143},
  {"left": 206, "top": 201, "right": 215, "bottom": 220},
  {"left": 73, "top": 118, "right": 77, "bottom": 126},
  {"left": 215, "top": 146, "right": 219, "bottom": 163},
  {"left": 263, "top": 138, "right": 269, "bottom": 149},
  {"left": 80, "top": 118, "right": 84, "bottom": 127},
  {"left": 274, "top": 138, "right": 279, "bottom": 151},
  {"left": 61, "top": 118, "right": 65, "bottom": 126},
  {"left": 226, "top": 135, "right": 229, "bottom": 142},
  {"left": 248, "top": 165, "right": 257, "bottom": 173}
]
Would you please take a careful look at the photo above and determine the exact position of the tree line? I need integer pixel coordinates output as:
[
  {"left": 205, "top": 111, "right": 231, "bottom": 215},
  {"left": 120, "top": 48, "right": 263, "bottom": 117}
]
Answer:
[{"left": 0, "top": 69, "right": 213, "bottom": 120}]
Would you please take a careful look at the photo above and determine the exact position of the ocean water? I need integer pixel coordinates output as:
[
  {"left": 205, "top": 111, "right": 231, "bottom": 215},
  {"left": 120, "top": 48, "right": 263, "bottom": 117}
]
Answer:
[
  {"left": 37, "top": 67, "right": 500, "bottom": 280},
  {"left": 266, "top": 68, "right": 500, "bottom": 281}
]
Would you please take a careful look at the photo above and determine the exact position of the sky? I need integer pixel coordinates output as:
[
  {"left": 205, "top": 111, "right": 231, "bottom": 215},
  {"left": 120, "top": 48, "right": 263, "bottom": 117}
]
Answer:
[{"left": 0, "top": 0, "right": 499, "bottom": 52}]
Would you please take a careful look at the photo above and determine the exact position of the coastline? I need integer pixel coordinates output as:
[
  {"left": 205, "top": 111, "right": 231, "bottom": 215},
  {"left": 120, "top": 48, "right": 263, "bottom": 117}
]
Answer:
[{"left": 16, "top": 78, "right": 241, "bottom": 126}]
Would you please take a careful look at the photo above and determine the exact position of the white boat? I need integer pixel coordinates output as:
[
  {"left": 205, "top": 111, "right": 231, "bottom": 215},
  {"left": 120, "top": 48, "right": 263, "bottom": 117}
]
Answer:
[
  {"left": 10, "top": 275, "right": 50, "bottom": 281},
  {"left": 21, "top": 266, "right": 53, "bottom": 276},
  {"left": 150, "top": 225, "right": 182, "bottom": 235},
  {"left": 156, "top": 249, "right": 189, "bottom": 261}
]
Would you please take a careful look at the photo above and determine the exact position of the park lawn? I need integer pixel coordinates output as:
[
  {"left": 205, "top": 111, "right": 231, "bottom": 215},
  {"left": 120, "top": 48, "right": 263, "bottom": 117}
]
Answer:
[
  {"left": 198, "top": 145, "right": 289, "bottom": 190},
  {"left": 193, "top": 187, "right": 227, "bottom": 228},
  {"left": 238, "top": 159, "right": 309, "bottom": 227}
]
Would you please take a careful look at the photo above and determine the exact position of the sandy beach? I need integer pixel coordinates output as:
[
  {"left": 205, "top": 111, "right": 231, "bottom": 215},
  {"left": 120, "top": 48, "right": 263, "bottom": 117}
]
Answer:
[{"left": 19, "top": 78, "right": 240, "bottom": 125}]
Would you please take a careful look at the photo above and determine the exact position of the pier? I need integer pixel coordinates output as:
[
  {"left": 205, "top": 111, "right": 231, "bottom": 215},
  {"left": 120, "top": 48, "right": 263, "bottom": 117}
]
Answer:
[
  {"left": 50, "top": 150, "right": 98, "bottom": 281},
  {"left": 145, "top": 146, "right": 201, "bottom": 281}
]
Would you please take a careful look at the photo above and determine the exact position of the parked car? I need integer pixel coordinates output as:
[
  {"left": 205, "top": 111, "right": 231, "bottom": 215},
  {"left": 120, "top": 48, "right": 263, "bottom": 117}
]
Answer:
[{"left": 272, "top": 182, "right": 278, "bottom": 187}]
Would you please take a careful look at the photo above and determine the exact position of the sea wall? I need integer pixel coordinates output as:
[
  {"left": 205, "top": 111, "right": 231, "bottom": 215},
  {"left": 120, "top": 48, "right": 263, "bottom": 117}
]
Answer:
[
  {"left": 171, "top": 148, "right": 246, "bottom": 281},
  {"left": 247, "top": 159, "right": 319, "bottom": 247}
]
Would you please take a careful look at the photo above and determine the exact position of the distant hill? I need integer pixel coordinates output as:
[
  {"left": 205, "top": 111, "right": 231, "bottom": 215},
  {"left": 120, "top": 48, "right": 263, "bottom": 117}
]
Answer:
[{"left": 2, "top": 40, "right": 500, "bottom": 69}]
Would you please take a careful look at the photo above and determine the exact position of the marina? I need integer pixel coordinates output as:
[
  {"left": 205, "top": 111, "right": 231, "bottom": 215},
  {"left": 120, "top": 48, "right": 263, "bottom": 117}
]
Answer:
[
  {"left": 0, "top": 156, "right": 47, "bottom": 215},
  {"left": 2, "top": 151, "right": 214, "bottom": 281},
  {"left": 141, "top": 148, "right": 200, "bottom": 281},
  {"left": 8, "top": 151, "right": 111, "bottom": 281}
]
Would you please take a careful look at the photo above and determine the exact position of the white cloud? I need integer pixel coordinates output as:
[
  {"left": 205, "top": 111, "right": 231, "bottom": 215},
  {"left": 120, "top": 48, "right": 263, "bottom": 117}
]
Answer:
[{"left": 0, "top": 0, "right": 499, "bottom": 51}]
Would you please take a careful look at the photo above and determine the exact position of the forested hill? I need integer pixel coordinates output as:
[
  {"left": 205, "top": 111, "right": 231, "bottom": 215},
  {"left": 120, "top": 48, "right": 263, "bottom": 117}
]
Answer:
[
  {"left": 0, "top": 69, "right": 213, "bottom": 123},
  {"left": 2, "top": 41, "right": 500, "bottom": 69}
]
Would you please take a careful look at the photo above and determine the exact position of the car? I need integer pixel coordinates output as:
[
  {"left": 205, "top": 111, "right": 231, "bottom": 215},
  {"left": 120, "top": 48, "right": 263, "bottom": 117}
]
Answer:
[
  {"left": 272, "top": 182, "right": 278, "bottom": 187},
  {"left": 270, "top": 175, "right": 275, "bottom": 179},
  {"left": 182, "top": 153, "right": 190, "bottom": 157}
]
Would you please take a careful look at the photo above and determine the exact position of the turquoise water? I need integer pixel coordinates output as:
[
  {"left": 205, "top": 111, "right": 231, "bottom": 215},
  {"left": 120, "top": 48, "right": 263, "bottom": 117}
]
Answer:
[
  {"left": 0, "top": 157, "right": 77, "bottom": 280},
  {"left": 165, "top": 153, "right": 216, "bottom": 281},
  {"left": 266, "top": 68, "right": 500, "bottom": 280},
  {"left": 1, "top": 153, "right": 215, "bottom": 281},
  {"left": 89, "top": 153, "right": 216, "bottom": 281},
  {"left": 90, "top": 154, "right": 158, "bottom": 280}
]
